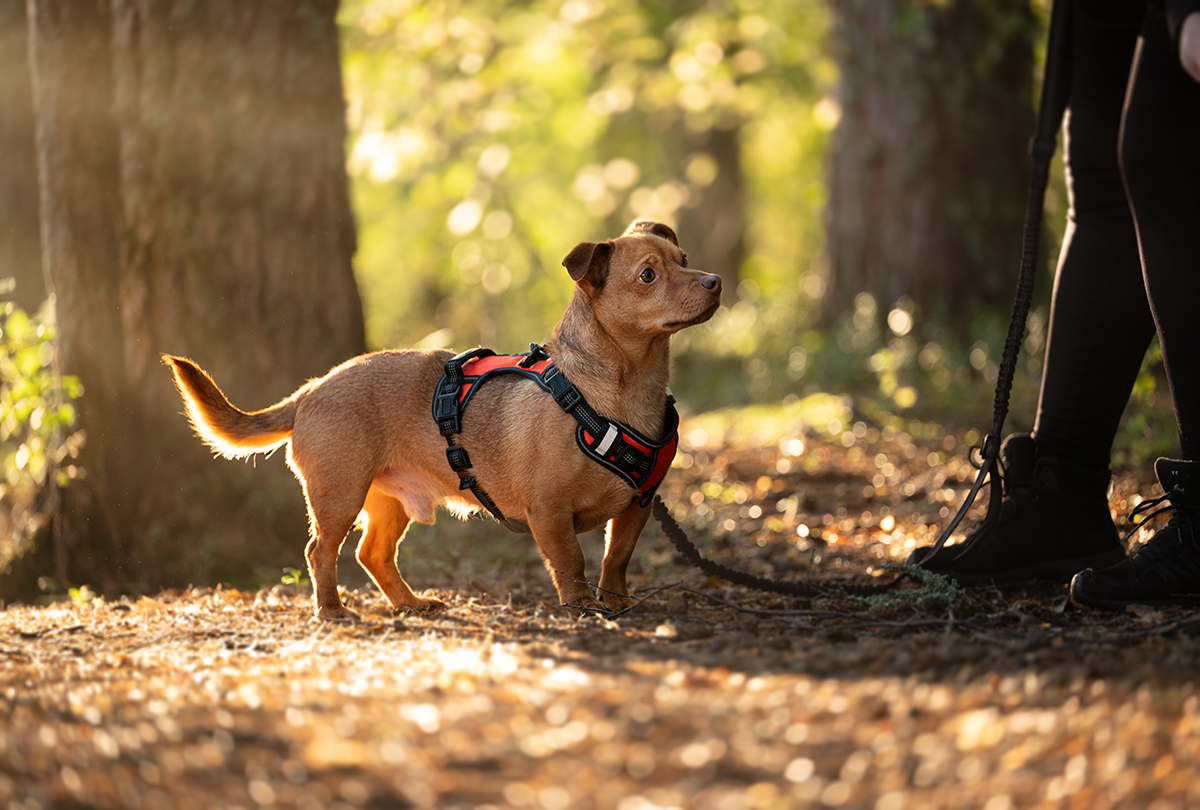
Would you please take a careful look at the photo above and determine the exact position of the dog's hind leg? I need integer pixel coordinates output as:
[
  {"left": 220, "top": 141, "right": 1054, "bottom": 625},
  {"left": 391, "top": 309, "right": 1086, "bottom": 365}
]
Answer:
[
  {"left": 301, "top": 477, "right": 371, "bottom": 621},
  {"left": 357, "top": 488, "right": 446, "bottom": 615}
]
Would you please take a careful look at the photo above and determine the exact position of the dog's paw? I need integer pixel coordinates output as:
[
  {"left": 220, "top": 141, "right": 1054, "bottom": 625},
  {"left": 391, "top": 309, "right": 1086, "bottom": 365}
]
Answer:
[
  {"left": 315, "top": 604, "right": 361, "bottom": 622},
  {"left": 601, "top": 592, "right": 637, "bottom": 612},
  {"left": 563, "top": 595, "right": 610, "bottom": 616},
  {"left": 395, "top": 596, "right": 447, "bottom": 616}
]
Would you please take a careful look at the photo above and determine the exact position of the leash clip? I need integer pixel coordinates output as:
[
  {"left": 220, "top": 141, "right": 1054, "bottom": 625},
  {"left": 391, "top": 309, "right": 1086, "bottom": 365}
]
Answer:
[{"left": 519, "top": 343, "right": 549, "bottom": 368}]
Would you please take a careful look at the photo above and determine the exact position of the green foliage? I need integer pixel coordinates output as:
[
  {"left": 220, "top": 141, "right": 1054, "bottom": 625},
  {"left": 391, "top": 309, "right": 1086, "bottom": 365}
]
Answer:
[
  {"left": 671, "top": 279, "right": 1051, "bottom": 432},
  {"left": 280, "top": 566, "right": 311, "bottom": 590},
  {"left": 336, "top": 0, "right": 1047, "bottom": 429},
  {"left": 838, "top": 563, "right": 963, "bottom": 609},
  {"left": 0, "top": 295, "right": 84, "bottom": 571},
  {"left": 69, "top": 584, "right": 98, "bottom": 606},
  {"left": 336, "top": 0, "right": 1171, "bottom": 474},
  {"left": 339, "top": 0, "right": 834, "bottom": 354},
  {"left": 677, "top": 280, "right": 1175, "bottom": 474}
]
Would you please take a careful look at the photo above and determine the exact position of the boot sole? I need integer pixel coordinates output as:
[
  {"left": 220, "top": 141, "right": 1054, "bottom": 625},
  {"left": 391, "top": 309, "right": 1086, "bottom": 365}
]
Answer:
[
  {"left": 912, "top": 547, "right": 1128, "bottom": 587},
  {"left": 1069, "top": 575, "right": 1200, "bottom": 611}
]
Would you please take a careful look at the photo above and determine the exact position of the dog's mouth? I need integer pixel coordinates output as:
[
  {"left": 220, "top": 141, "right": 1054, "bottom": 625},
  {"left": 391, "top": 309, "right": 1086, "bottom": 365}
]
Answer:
[{"left": 663, "top": 297, "right": 721, "bottom": 330}]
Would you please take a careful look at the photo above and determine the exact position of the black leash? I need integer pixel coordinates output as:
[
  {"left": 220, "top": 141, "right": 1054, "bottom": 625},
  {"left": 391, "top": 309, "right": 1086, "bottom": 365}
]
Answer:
[
  {"left": 652, "top": 496, "right": 908, "bottom": 597},
  {"left": 917, "top": 0, "right": 1075, "bottom": 565}
]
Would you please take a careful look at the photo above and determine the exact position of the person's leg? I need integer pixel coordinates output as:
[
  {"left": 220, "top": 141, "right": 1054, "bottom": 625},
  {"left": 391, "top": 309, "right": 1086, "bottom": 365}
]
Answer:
[
  {"left": 1120, "top": 19, "right": 1200, "bottom": 460},
  {"left": 914, "top": 1, "right": 1147, "bottom": 583},
  {"left": 1032, "top": 3, "right": 1157, "bottom": 468},
  {"left": 1072, "top": 13, "right": 1200, "bottom": 608}
]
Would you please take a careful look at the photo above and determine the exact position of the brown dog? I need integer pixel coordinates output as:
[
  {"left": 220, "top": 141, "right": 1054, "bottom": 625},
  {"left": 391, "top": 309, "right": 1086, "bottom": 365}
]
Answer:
[{"left": 164, "top": 220, "right": 720, "bottom": 620}]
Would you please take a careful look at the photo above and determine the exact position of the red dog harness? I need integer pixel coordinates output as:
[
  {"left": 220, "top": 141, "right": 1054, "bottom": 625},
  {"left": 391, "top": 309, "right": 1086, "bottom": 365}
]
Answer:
[{"left": 432, "top": 344, "right": 679, "bottom": 533}]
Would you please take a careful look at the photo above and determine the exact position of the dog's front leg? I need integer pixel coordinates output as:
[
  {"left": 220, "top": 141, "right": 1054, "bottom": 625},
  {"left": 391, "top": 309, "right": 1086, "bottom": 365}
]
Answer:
[
  {"left": 527, "top": 511, "right": 606, "bottom": 612},
  {"left": 598, "top": 501, "right": 651, "bottom": 611}
]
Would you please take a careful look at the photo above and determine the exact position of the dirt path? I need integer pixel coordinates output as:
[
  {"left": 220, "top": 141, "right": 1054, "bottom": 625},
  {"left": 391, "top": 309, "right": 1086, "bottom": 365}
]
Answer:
[{"left": 3, "top": 417, "right": 1199, "bottom": 809}]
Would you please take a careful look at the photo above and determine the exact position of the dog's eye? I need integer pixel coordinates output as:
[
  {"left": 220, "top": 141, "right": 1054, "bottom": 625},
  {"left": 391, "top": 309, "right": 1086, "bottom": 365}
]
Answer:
[
  {"left": 681, "top": 255, "right": 688, "bottom": 268},
  {"left": 639, "top": 267, "right": 656, "bottom": 283}
]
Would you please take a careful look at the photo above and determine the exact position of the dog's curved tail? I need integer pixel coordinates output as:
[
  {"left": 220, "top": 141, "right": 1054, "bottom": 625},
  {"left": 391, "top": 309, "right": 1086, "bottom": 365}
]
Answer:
[{"left": 163, "top": 354, "right": 298, "bottom": 459}]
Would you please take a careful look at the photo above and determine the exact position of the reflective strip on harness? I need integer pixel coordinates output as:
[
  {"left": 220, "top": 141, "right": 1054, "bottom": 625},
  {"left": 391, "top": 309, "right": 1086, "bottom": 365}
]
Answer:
[
  {"left": 595, "top": 424, "right": 620, "bottom": 455},
  {"left": 433, "top": 344, "right": 679, "bottom": 530}
]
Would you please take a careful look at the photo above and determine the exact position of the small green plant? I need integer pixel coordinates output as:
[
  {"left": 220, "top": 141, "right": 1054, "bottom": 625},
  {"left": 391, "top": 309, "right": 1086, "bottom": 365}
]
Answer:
[
  {"left": 837, "top": 562, "right": 963, "bottom": 609},
  {"left": 281, "top": 567, "right": 310, "bottom": 590},
  {"left": 69, "top": 584, "right": 98, "bottom": 605},
  {"left": 0, "top": 294, "right": 84, "bottom": 572}
]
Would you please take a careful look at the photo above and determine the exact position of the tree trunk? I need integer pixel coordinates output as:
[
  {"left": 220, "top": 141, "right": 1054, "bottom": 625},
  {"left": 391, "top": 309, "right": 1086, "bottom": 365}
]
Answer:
[
  {"left": 23, "top": 0, "right": 364, "bottom": 596},
  {"left": 0, "top": 0, "right": 45, "bottom": 312},
  {"left": 825, "top": 0, "right": 1035, "bottom": 327}
]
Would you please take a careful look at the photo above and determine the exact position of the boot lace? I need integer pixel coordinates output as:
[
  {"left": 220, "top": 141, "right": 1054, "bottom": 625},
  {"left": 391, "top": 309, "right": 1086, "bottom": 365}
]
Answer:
[{"left": 1125, "top": 488, "right": 1200, "bottom": 584}]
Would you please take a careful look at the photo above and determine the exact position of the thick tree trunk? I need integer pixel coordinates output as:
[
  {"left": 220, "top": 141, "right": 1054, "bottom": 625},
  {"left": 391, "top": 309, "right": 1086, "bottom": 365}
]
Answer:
[
  {"left": 825, "top": 0, "right": 1035, "bottom": 327},
  {"left": 0, "top": 0, "right": 45, "bottom": 311},
  {"left": 24, "top": 0, "right": 130, "bottom": 592},
  {"left": 24, "top": 0, "right": 364, "bottom": 595},
  {"left": 109, "top": 0, "right": 363, "bottom": 407}
]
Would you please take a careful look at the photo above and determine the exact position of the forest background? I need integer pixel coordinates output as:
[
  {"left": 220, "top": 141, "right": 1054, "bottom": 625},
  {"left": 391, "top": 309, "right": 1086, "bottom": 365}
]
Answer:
[{"left": 0, "top": 0, "right": 1177, "bottom": 600}]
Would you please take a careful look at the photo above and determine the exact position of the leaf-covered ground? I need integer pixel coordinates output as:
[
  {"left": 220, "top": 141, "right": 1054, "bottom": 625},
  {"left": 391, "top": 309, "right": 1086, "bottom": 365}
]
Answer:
[{"left": 3, "top": 409, "right": 1200, "bottom": 809}]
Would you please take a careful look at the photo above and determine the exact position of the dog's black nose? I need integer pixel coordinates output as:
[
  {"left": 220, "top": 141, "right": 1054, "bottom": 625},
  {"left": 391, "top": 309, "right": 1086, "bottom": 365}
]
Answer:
[{"left": 700, "top": 273, "right": 721, "bottom": 292}]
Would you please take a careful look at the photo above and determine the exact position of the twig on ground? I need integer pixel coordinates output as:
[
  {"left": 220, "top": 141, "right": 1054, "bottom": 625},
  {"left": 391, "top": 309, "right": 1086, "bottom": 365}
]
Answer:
[
  {"left": 680, "top": 586, "right": 1033, "bottom": 638},
  {"left": 680, "top": 586, "right": 859, "bottom": 619},
  {"left": 552, "top": 570, "right": 685, "bottom": 619}
]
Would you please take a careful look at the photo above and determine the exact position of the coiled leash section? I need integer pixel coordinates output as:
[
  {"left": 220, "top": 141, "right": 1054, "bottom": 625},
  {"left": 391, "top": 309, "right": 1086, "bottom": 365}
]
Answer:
[{"left": 652, "top": 496, "right": 908, "bottom": 598}]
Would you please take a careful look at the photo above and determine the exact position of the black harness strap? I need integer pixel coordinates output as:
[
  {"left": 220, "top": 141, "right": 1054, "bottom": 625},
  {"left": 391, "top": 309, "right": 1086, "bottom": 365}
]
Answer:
[{"left": 433, "top": 344, "right": 679, "bottom": 533}]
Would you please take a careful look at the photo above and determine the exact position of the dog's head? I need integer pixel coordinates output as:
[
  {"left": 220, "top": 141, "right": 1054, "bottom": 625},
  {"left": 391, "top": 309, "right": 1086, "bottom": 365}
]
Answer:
[{"left": 561, "top": 220, "right": 722, "bottom": 337}]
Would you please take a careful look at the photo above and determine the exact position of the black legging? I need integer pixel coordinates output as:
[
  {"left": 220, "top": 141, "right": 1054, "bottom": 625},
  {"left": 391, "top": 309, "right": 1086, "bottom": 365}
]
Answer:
[{"left": 1033, "top": 1, "right": 1200, "bottom": 466}]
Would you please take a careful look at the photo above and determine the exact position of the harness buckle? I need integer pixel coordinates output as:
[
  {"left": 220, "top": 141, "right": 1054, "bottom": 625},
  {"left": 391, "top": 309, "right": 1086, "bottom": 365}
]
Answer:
[
  {"left": 554, "top": 384, "right": 583, "bottom": 413},
  {"left": 434, "top": 388, "right": 461, "bottom": 436},
  {"left": 540, "top": 364, "right": 583, "bottom": 412}
]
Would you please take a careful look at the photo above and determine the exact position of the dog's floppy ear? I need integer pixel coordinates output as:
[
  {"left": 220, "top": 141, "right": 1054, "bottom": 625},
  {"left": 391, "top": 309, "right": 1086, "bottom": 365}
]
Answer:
[
  {"left": 622, "top": 219, "right": 678, "bottom": 247},
  {"left": 562, "top": 241, "right": 612, "bottom": 291}
]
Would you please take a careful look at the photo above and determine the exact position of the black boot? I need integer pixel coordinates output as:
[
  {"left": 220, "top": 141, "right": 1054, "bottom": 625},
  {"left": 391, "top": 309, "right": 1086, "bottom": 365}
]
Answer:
[
  {"left": 907, "top": 434, "right": 1126, "bottom": 585},
  {"left": 1071, "top": 459, "right": 1200, "bottom": 610}
]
